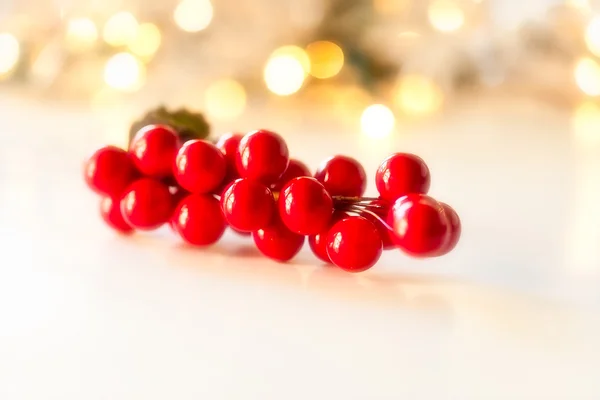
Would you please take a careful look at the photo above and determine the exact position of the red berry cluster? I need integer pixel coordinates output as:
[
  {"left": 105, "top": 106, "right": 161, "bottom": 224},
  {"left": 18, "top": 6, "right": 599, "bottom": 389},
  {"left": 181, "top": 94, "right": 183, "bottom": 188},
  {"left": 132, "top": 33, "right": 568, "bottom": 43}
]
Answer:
[{"left": 84, "top": 125, "right": 461, "bottom": 273}]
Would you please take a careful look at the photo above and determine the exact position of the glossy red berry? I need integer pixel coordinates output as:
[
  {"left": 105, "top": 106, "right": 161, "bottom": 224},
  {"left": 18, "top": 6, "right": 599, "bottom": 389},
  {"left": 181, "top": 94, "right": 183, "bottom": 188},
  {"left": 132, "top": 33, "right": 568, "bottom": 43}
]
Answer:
[
  {"left": 388, "top": 194, "right": 450, "bottom": 257},
  {"left": 376, "top": 153, "right": 431, "bottom": 201},
  {"left": 173, "top": 139, "right": 227, "bottom": 194},
  {"left": 100, "top": 196, "right": 134, "bottom": 234},
  {"left": 434, "top": 202, "right": 461, "bottom": 256},
  {"left": 326, "top": 216, "right": 383, "bottom": 272},
  {"left": 253, "top": 216, "right": 305, "bottom": 262},
  {"left": 271, "top": 159, "right": 311, "bottom": 192},
  {"left": 220, "top": 178, "right": 275, "bottom": 232},
  {"left": 279, "top": 177, "right": 333, "bottom": 235},
  {"left": 171, "top": 194, "right": 226, "bottom": 246},
  {"left": 120, "top": 178, "right": 174, "bottom": 230},
  {"left": 129, "top": 125, "right": 181, "bottom": 178},
  {"left": 314, "top": 155, "right": 366, "bottom": 197},
  {"left": 236, "top": 130, "right": 289, "bottom": 185},
  {"left": 84, "top": 146, "right": 137, "bottom": 197},
  {"left": 308, "top": 211, "right": 347, "bottom": 264},
  {"left": 215, "top": 133, "right": 243, "bottom": 187}
]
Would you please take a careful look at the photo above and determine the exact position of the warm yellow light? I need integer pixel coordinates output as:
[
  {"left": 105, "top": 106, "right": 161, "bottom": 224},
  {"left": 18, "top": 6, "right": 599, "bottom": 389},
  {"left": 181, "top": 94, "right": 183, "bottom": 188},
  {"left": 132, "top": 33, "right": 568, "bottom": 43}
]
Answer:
[
  {"left": 174, "top": 0, "right": 213, "bottom": 33},
  {"left": 271, "top": 45, "right": 310, "bottom": 74},
  {"left": 428, "top": 0, "right": 464, "bottom": 32},
  {"left": 128, "top": 23, "right": 161, "bottom": 58},
  {"left": 567, "top": 0, "right": 590, "bottom": 11},
  {"left": 585, "top": 17, "right": 600, "bottom": 57},
  {"left": 575, "top": 57, "right": 600, "bottom": 96},
  {"left": 394, "top": 74, "right": 443, "bottom": 116},
  {"left": 65, "top": 18, "right": 98, "bottom": 52},
  {"left": 264, "top": 55, "right": 306, "bottom": 96},
  {"left": 104, "top": 52, "right": 146, "bottom": 92},
  {"left": 204, "top": 79, "right": 247, "bottom": 121},
  {"left": 103, "top": 12, "right": 138, "bottom": 47},
  {"left": 361, "top": 104, "right": 395, "bottom": 139},
  {"left": 573, "top": 101, "right": 600, "bottom": 145},
  {"left": 0, "top": 33, "right": 20, "bottom": 76},
  {"left": 306, "top": 41, "right": 344, "bottom": 79}
]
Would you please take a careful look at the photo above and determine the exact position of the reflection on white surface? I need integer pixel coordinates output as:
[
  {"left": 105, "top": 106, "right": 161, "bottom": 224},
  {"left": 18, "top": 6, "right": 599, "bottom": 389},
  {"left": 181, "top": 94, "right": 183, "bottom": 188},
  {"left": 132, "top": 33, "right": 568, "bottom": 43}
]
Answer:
[{"left": 1, "top": 96, "right": 600, "bottom": 399}]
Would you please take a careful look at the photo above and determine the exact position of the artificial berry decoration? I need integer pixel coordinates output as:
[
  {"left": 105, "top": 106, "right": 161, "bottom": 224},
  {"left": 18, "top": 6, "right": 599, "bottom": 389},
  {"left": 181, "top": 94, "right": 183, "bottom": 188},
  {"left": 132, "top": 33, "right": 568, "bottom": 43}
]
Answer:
[
  {"left": 388, "top": 194, "right": 450, "bottom": 257},
  {"left": 271, "top": 159, "right": 311, "bottom": 192},
  {"left": 173, "top": 139, "right": 227, "bottom": 194},
  {"left": 84, "top": 146, "right": 137, "bottom": 197},
  {"left": 85, "top": 120, "right": 462, "bottom": 274},
  {"left": 100, "top": 196, "right": 134, "bottom": 234},
  {"left": 314, "top": 155, "right": 366, "bottom": 197},
  {"left": 326, "top": 216, "right": 383, "bottom": 272},
  {"left": 220, "top": 178, "right": 275, "bottom": 232},
  {"left": 376, "top": 153, "right": 431, "bottom": 202},
  {"left": 120, "top": 178, "right": 174, "bottom": 230},
  {"left": 435, "top": 203, "right": 461, "bottom": 256},
  {"left": 236, "top": 129, "right": 289, "bottom": 185},
  {"left": 171, "top": 194, "right": 226, "bottom": 246},
  {"left": 129, "top": 124, "right": 181, "bottom": 178},
  {"left": 279, "top": 177, "right": 333, "bottom": 235},
  {"left": 253, "top": 217, "right": 305, "bottom": 262}
]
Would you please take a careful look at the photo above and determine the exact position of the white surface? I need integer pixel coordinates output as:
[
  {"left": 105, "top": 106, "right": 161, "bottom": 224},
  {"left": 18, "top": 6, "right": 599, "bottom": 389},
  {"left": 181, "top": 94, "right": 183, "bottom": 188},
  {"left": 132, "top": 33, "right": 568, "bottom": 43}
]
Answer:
[{"left": 1, "top": 96, "right": 600, "bottom": 399}]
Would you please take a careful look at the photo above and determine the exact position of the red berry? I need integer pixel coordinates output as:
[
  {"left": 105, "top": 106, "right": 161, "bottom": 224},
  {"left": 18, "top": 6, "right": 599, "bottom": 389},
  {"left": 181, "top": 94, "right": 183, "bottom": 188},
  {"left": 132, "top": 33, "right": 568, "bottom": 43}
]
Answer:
[
  {"left": 173, "top": 140, "right": 227, "bottom": 194},
  {"left": 271, "top": 159, "right": 311, "bottom": 192},
  {"left": 84, "top": 146, "right": 137, "bottom": 197},
  {"left": 279, "top": 177, "right": 333, "bottom": 235},
  {"left": 253, "top": 216, "right": 304, "bottom": 262},
  {"left": 314, "top": 155, "right": 366, "bottom": 197},
  {"left": 236, "top": 130, "right": 289, "bottom": 185},
  {"left": 220, "top": 178, "right": 275, "bottom": 232},
  {"left": 129, "top": 125, "right": 180, "bottom": 178},
  {"left": 376, "top": 153, "right": 430, "bottom": 201},
  {"left": 216, "top": 132, "right": 243, "bottom": 172},
  {"left": 171, "top": 194, "right": 226, "bottom": 246},
  {"left": 120, "top": 178, "right": 174, "bottom": 230},
  {"left": 100, "top": 196, "right": 134, "bottom": 234},
  {"left": 326, "top": 216, "right": 382, "bottom": 272},
  {"left": 388, "top": 194, "right": 450, "bottom": 257},
  {"left": 308, "top": 211, "right": 346, "bottom": 264},
  {"left": 434, "top": 202, "right": 461, "bottom": 256}
]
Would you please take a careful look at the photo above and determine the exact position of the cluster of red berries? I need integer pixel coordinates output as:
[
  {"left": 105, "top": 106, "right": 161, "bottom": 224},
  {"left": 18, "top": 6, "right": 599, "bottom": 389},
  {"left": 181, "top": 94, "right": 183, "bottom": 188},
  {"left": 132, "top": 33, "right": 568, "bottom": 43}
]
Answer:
[{"left": 84, "top": 125, "right": 461, "bottom": 273}]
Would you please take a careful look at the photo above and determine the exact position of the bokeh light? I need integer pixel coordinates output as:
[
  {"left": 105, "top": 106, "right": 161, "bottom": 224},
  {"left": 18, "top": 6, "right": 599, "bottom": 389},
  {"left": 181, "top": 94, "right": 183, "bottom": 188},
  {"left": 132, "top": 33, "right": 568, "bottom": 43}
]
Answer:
[
  {"left": 394, "top": 74, "right": 443, "bottom": 116},
  {"left": 204, "top": 79, "right": 247, "bottom": 121},
  {"left": 104, "top": 52, "right": 146, "bottom": 92},
  {"left": 174, "top": 0, "right": 214, "bottom": 33},
  {"left": 65, "top": 18, "right": 98, "bottom": 52},
  {"left": 572, "top": 101, "right": 600, "bottom": 145},
  {"left": 428, "top": 0, "right": 465, "bottom": 32},
  {"left": 585, "top": 17, "right": 600, "bottom": 57},
  {"left": 575, "top": 57, "right": 600, "bottom": 96},
  {"left": 361, "top": 104, "right": 395, "bottom": 138},
  {"left": 103, "top": 12, "right": 139, "bottom": 47},
  {"left": 305, "top": 41, "right": 344, "bottom": 79},
  {"left": 264, "top": 55, "right": 306, "bottom": 96},
  {"left": 271, "top": 45, "right": 311, "bottom": 74},
  {"left": 0, "top": 33, "right": 20, "bottom": 77},
  {"left": 128, "top": 23, "right": 162, "bottom": 59}
]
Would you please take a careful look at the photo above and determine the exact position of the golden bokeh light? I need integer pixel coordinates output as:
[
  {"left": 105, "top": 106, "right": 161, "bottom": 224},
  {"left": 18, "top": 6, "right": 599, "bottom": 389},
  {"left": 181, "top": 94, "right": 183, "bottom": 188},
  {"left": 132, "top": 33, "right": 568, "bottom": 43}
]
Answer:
[
  {"left": 585, "top": 17, "right": 600, "bottom": 57},
  {"left": 264, "top": 55, "right": 306, "bottom": 96},
  {"left": 428, "top": 0, "right": 465, "bottom": 32},
  {"left": 104, "top": 52, "right": 146, "bottom": 92},
  {"left": 394, "top": 74, "right": 443, "bottom": 116},
  {"left": 65, "top": 18, "right": 98, "bottom": 52},
  {"left": 361, "top": 104, "right": 395, "bottom": 139},
  {"left": 128, "top": 23, "right": 162, "bottom": 58},
  {"left": 204, "top": 79, "right": 247, "bottom": 121},
  {"left": 0, "top": 33, "right": 20, "bottom": 76},
  {"left": 174, "top": 0, "right": 214, "bottom": 33},
  {"left": 103, "top": 12, "right": 139, "bottom": 47},
  {"left": 572, "top": 101, "right": 600, "bottom": 145},
  {"left": 305, "top": 41, "right": 344, "bottom": 79},
  {"left": 575, "top": 57, "right": 600, "bottom": 96},
  {"left": 271, "top": 45, "right": 311, "bottom": 74}
]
